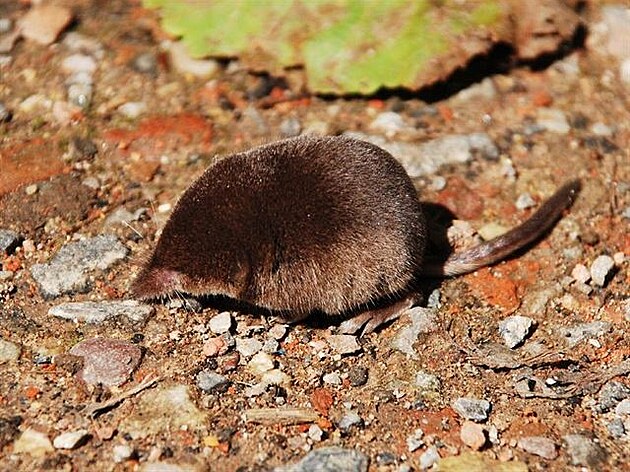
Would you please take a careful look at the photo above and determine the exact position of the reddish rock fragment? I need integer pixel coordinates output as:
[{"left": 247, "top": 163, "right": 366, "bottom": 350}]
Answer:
[{"left": 70, "top": 337, "right": 142, "bottom": 387}]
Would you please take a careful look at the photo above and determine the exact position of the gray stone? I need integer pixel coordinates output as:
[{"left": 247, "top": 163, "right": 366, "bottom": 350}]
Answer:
[
  {"left": 414, "top": 371, "right": 440, "bottom": 393},
  {"left": 131, "top": 52, "right": 158, "bottom": 75},
  {"left": 118, "top": 101, "right": 147, "bottom": 119},
  {"left": 563, "top": 434, "right": 606, "bottom": 467},
  {"left": 369, "top": 112, "right": 408, "bottom": 136},
  {"left": 112, "top": 444, "right": 134, "bottom": 463},
  {"left": 70, "top": 337, "right": 142, "bottom": 387},
  {"left": 235, "top": 338, "right": 263, "bottom": 358},
  {"left": 615, "top": 398, "right": 630, "bottom": 416},
  {"left": 559, "top": 321, "right": 611, "bottom": 347},
  {"left": 537, "top": 108, "right": 570, "bottom": 134},
  {"left": 0, "top": 338, "right": 20, "bottom": 363},
  {"left": 196, "top": 370, "right": 229, "bottom": 393},
  {"left": 343, "top": 132, "right": 497, "bottom": 178},
  {"left": 208, "top": 311, "right": 233, "bottom": 334},
  {"left": 0, "top": 229, "right": 21, "bottom": 254},
  {"left": 30, "top": 235, "right": 128, "bottom": 298},
  {"left": 590, "top": 255, "right": 615, "bottom": 286},
  {"left": 279, "top": 117, "right": 301, "bottom": 137},
  {"left": 308, "top": 424, "right": 323, "bottom": 442},
  {"left": 517, "top": 436, "right": 557, "bottom": 459},
  {"left": 515, "top": 192, "right": 535, "bottom": 210},
  {"left": 247, "top": 351, "right": 275, "bottom": 374},
  {"left": 452, "top": 397, "right": 491, "bottom": 422},
  {"left": 391, "top": 307, "right": 437, "bottom": 358},
  {"left": 323, "top": 372, "right": 342, "bottom": 386},
  {"left": 53, "top": 429, "right": 89, "bottom": 449},
  {"left": 419, "top": 446, "right": 439, "bottom": 470},
  {"left": 338, "top": 410, "right": 363, "bottom": 432},
  {"left": 347, "top": 366, "right": 368, "bottom": 387},
  {"left": 67, "top": 82, "right": 93, "bottom": 108},
  {"left": 498, "top": 315, "right": 535, "bottom": 349},
  {"left": 49, "top": 300, "right": 154, "bottom": 324},
  {"left": 0, "top": 18, "right": 11, "bottom": 34},
  {"left": 606, "top": 418, "right": 625, "bottom": 438},
  {"left": 326, "top": 334, "right": 361, "bottom": 355},
  {"left": 595, "top": 381, "right": 630, "bottom": 413},
  {"left": 274, "top": 446, "right": 368, "bottom": 472},
  {"left": 12, "top": 428, "right": 53, "bottom": 457},
  {"left": 460, "top": 421, "right": 486, "bottom": 450}
]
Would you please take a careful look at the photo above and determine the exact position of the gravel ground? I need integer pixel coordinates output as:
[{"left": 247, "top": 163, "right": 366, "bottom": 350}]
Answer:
[{"left": 0, "top": 1, "right": 629, "bottom": 471}]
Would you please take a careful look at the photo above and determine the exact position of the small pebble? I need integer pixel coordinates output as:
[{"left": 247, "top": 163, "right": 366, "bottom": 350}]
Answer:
[
  {"left": 112, "top": 444, "right": 134, "bottom": 463},
  {"left": 517, "top": 436, "right": 558, "bottom": 459},
  {"left": 390, "top": 307, "right": 437, "bottom": 358},
  {"left": 370, "top": 112, "right": 408, "bottom": 137},
  {"left": 25, "top": 184, "right": 38, "bottom": 195},
  {"left": 274, "top": 447, "right": 368, "bottom": 472},
  {"left": 235, "top": 338, "right": 263, "bottom": 358},
  {"left": 323, "top": 372, "right": 342, "bottom": 386},
  {"left": 268, "top": 324, "right": 288, "bottom": 340},
  {"left": 375, "top": 452, "right": 397, "bottom": 466},
  {"left": 167, "top": 41, "right": 218, "bottom": 78},
  {"left": 208, "top": 312, "right": 233, "bottom": 334},
  {"left": 247, "top": 351, "right": 275, "bottom": 374},
  {"left": 606, "top": 418, "right": 625, "bottom": 438},
  {"left": 406, "top": 429, "right": 424, "bottom": 452},
  {"left": 347, "top": 366, "right": 369, "bottom": 387},
  {"left": 12, "top": 428, "right": 54, "bottom": 457},
  {"left": 595, "top": 381, "right": 630, "bottom": 413},
  {"left": 559, "top": 321, "right": 611, "bottom": 347},
  {"left": 0, "top": 229, "right": 21, "bottom": 254},
  {"left": 279, "top": 117, "right": 302, "bottom": 137},
  {"left": 49, "top": 300, "right": 154, "bottom": 324},
  {"left": 515, "top": 192, "right": 535, "bottom": 210},
  {"left": 0, "top": 18, "right": 11, "bottom": 34},
  {"left": 429, "top": 175, "right": 446, "bottom": 191},
  {"left": 62, "top": 54, "right": 97, "bottom": 75},
  {"left": 196, "top": 370, "right": 229, "bottom": 393},
  {"left": 70, "top": 337, "right": 142, "bottom": 387},
  {"left": 419, "top": 446, "right": 439, "bottom": 470},
  {"left": 571, "top": 263, "right": 591, "bottom": 283},
  {"left": 338, "top": 410, "right": 363, "bottom": 432},
  {"left": 591, "top": 122, "right": 613, "bottom": 137},
  {"left": 326, "top": 334, "right": 361, "bottom": 355},
  {"left": 460, "top": 421, "right": 486, "bottom": 450},
  {"left": 202, "top": 336, "right": 229, "bottom": 357},
  {"left": 478, "top": 222, "right": 508, "bottom": 241},
  {"left": 590, "top": 255, "right": 615, "bottom": 286},
  {"left": 19, "top": 4, "right": 73, "bottom": 46},
  {"left": 131, "top": 52, "right": 158, "bottom": 75},
  {"left": 414, "top": 371, "right": 440, "bottom": 392},
  {"left": 308, "top": 424, "right": 323, "bottom": 442},
  {"left": 67, "top": 83, "right": 93, "bottom": 108},
  {"left": 0, "top": 338, "right": 20, "bottom": 363},
  {"left": 536, "top": 108, "right": 571, "bottom": 134},
  {"left": 262, "top": 338, "right": 279, "bottom": 354},
  {"left": 615, "top": 398, "right": 630, "bottom": 416},
  {"left": 452, "top": 397, "right": 491, "bottom": 422},
  {"left": 118, "top": 101, "right": 147, "bottom": 119},
  {"left": 563, "top": 434, "right": 606, "bottom": 467},
  {"left": 498, "top": 315, "right": 535, "bottom": 349},
  {"left": 53, "top": 429, "right": 89, "bottom": 449}
]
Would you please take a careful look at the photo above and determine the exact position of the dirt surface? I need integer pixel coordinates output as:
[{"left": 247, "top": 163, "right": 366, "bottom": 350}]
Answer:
[{"left": 0, "top": 1, "right": 629, "bottom": 471}]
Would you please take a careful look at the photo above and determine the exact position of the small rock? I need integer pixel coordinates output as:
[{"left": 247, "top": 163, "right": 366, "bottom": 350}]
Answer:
[
  {"left": 591, "top": 122, "right": 613, "bottom": 137},
  {"left": 248, "top": 351, "right": 275, "bottom": 374},
  {"left": 615, "top": 398, "right": 630, "bottom": 416},
  {"left": 517, "top": 436, "right": 558, "bottom": 459},
  {"left": 515, "top": 192, "right": 535, "bottom": 210},
  {"left": 273, "top": 446, "right": 368, "bottom": 472},
  {"left": 196, "top": 370, "right": 229, "bottom": 393},
  {"left": 607, "top": 418, "right": 625, "bottom": 438},
  {"left": 19, "top": 4, "right": 73, "bottom": 46},
  {"left": 62, "top": 54, "right": 97, "bottom": 75},
  {"left": 460, "top": 421, "right": 486, "bottom": 450},
  {"left": 70, "top": 337, "right": 142, "bottom": 387},
  {"left": 452, "top": 397, "right": 491, "bottom": 422},
  {"left": 498, "top": 315, "right": 535, "bottom": 349},
  {"left": 478, "top": 222, "right": 508, "bottom": 240},
  {"left": 419, "top": 446, "right": 439, "bottom": 470},
  {"left": 406, "top": 429, "right": 424, "bottom": 452},
  {"left": 167, "top": 41, "right": 219, "bottom": 78},
  {"left": 53, "top": 429, "right": 89, "bottom": 449},
  {"left": 62, "top": 32, "right": 104, "bottom": 59},
  {"left": 49, "top": 300, "right": 154, "bottom": 324},
  {"left": 279, "top": 117, "right": 302, "bottom": 137},
  {"left": 369, "top": 112, "right": 409, "bottom": 137},
  {"left": 67, "top": 82, "right": 93, "bottom": 108},
  {"left": 113, "top": 444, "right": 135, "bottom": 463},
  {"left": 347, "top": 366, "right": 368, "bottom": 387},
  {"left": 571, "top": 264, "right": 591, "bottom": 283},
  {"left": 326, "top": 334, "right": 361, "bottom": 355},
  {"left": 0, "top": 229, "right": 21, "bottom": 254},
  {"left": 596, "top": 381, "right": 630, "bottom": 413},
  {"left": 391, "top": 307, "right": 437, "bottom": 358},
  {"left": 235, "top": 338, "right": 263, "bottom": 358},
  {"left": 338, "top": 410, "right": 363, "bottom": 432},
  {"left": 269, "top": 324, "right": 288, "bottom": 340},
  {"left": 103, "top": 207, "right": 146, "bottom": 227},
  {"left": 0, "top": 18, "right": 11, "bottom": 34},
  {"left": 208, "top": 312, "right": 233, "bottom": 334},
  {"left": 308, "top": 424, "right": 323, "bottom": 442},
  {"left": 563, "top": 434, "right": 606, "bottom": 467},
  {"left": 590, "top": 255, "right": 615, "bottom": 286},
  {"left": 414, "top": 371, "right": 441, "bottom": 393},
  {"left": 118, "top": 101, "right": 147, "bottom": 119},
  {"left": 12, "top": 428, "right": 54, "bottom": 457},
  {"left": 0, "top": 338, "right": 20, "bottom": 363},
  {"left": 30, "top": 235, "right": 129, "bottom": 298},
  {"left": 323, "top": 372, "right": 342, "bottom": 386},
  {"left": 536, "top": 108, "right": 571, "bottom": 134},
  {"left": 131, "top": 52, "right": 158, "bottom": 75},
  {"left": 429, "top": 176, "right": 447, "bottom": 191},
  {"left": 559, "top": 321, "right": 611, "bottom": 347}
]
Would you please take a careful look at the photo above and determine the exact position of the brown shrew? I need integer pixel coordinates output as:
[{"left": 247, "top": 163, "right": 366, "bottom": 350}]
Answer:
[{"left": 131, "top": 135, "right": 580, "bottom": 333}]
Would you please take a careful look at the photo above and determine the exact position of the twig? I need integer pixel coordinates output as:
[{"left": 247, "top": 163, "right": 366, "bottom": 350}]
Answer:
[{"left": 84, "top": 376, "right": 160, "bottom": 418}]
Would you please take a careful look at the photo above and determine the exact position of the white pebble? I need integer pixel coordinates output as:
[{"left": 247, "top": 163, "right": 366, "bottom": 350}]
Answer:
[
  {"left": 590, "top": 255, "right": 615, "bottom": 286},
  {"left": 112, "top": 444, "right": 134, "bottom": 463},
  {"left": 516, "top": 192, "right": 536, "bottom": 210},
  {"left": 247, "top": 351, "right": 275, "bottom": 374},
  {"left": 118, "top": 102, "right": 147, "bottom": 119},
  {"left": 499, "top": 315, "right": 534, "bottom": 349},
  {"left": 157, "top": 203, "right": 172, "bottom": 213},
  {"left": 208, "top": 311, "right": 233, "bottom": 334},
  {"left": 571, "top": 264, "right": 591, "bottom": 283},
  {"left": 62, "top": 54, "right": 97, "bottom": 75},
  {"left": 322, "top": 372, "right": 342, "bottom": 385},
  {"left": 537, "top": 108, "right": 570, "bottom": 134},
  {"left": 590, "top": 122, "right": 613, "bottom": 137},
  {"left": 53, "top": 429, "right": 88, "bottom": 449}
]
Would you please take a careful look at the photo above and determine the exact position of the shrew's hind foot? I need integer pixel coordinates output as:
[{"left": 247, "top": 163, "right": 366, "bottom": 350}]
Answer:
[{"left": 338, "top": 294, "right": 420, "bottom": 336}]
